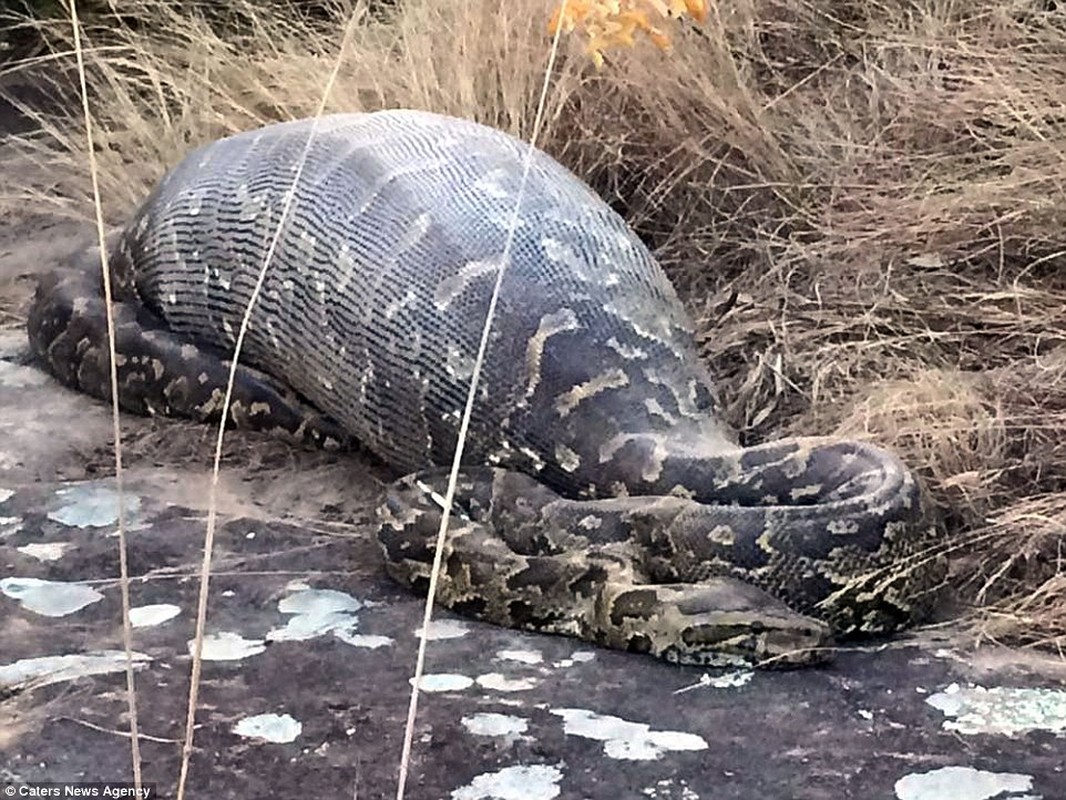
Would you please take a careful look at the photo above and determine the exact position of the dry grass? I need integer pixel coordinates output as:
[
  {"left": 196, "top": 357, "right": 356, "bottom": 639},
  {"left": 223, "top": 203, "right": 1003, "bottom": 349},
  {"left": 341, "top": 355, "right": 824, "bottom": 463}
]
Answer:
[{"left": 1, "top": 0, "right": 1065, "bottom": 650}]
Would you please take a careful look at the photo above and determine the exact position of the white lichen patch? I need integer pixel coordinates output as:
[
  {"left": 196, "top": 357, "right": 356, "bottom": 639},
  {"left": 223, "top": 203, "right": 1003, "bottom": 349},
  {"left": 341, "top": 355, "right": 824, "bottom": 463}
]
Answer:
[
  {"left": 233, "top": 713, "right": 302, "bottom": 744},
  {"left": 0, "top": 488, "right": 14, "bottom": 504},
  {"left": 16, "top": 542, "right": 72, "bottom": 562},
  {"left": 1, "top": 577, "right": 103, "bottom": 617},
  {"left": 415, "top": 619, "right": 470, "bottom": 640},
  {"left": 410, "top": 673, "right": 474, "bottom": 693},
  {"left": 642, "top": 778, "right": 700, "bottom": 799},
  {"left": 129, "top": 604, "right": 181, "bottom": 628},
  {"left": 926, "top": 683, "right": 1066, "bottom": 736},
  {"left": 268, "top": 588, "right": 363, "bottom": 642},
  {"left": 550, "top": 708, "right": 708, "bottom": 761},
  {"left": 495, "top": 649, "right": 543, "bottom": 665},
  {"left": 269, "top": 610, "right": 356, "bottom": 641},
  {"left": 461, "top": 712, "right": 530, "bottom": 738},
  {"left": 476, "top": 673, "right": 538, "bottom": 692},
  {"left": 277, "top": 588, "right": 364, "bottom": 618},
  {"left": 47, "top": 484, "right": 141, "bottom": 529},
  {"left": 334, "top": 632, "right": 393, "bottom": 649},
  {"left": 451, "top": 764, "right": 563, "bottom": 800},
  {"left": 894, "top": 766, "right": 1036, "bottom": 800},
  {"left": 553, "top": 651, "right": 596, "bottom": 668},
  {"left": 0, "top": 650, "right": 151, "bottom": 691},
  {"left": 190, "top": 632, "right": 266, "bottom": 661},
  {"left": 674, "top": 670, "right": 754, "bottom": 694}
]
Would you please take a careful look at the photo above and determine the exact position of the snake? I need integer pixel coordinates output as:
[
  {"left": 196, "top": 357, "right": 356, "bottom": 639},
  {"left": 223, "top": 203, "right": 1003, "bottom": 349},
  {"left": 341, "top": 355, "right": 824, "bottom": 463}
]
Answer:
[{"left": 25, "top": 110, "right": 944, "bottom": 667}]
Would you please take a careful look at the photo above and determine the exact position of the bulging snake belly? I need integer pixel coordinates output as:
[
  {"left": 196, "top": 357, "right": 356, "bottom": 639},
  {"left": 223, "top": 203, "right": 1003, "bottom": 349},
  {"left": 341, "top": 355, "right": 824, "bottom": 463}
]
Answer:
[{"left": 26, "top": 110, "right": 944, "bottom": 667}]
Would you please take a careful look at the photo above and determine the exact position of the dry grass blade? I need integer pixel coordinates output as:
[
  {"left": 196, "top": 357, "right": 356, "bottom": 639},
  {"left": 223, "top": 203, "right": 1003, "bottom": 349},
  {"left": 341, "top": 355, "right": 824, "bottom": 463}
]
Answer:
[
  {"left": 173, "top": 8, "right": 368, "bottom": 800},
  {"left": 63, "top": 0, "right": 142, "bottom": 788},
  {"left": 392, "top": 10, "right": 570, "bottom": 797}
]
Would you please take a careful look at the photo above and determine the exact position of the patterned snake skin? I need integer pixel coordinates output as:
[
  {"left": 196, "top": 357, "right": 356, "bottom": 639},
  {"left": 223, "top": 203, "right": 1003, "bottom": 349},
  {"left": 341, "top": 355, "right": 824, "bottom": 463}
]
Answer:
[{"left": 26, "top": 110, "right": 944, "bottom": 667}]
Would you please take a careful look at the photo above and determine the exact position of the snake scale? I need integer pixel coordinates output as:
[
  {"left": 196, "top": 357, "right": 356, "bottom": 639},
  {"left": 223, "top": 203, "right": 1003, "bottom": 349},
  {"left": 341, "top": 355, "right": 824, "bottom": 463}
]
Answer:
[{"left": 26, "top": 110, "right": 944, "bottom": 667}]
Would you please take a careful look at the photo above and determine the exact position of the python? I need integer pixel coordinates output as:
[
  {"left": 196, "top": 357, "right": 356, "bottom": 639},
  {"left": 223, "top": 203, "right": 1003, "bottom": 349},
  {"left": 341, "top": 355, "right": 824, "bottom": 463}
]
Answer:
[{"left": 27, "top": 110, "right": 944, "bottom": 667}]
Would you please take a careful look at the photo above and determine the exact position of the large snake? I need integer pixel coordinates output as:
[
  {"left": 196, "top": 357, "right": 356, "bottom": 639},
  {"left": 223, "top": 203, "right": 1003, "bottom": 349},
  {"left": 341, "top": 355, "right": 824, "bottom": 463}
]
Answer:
[{"left": 26, "top": 110, "right": 943, "bottom": 667}]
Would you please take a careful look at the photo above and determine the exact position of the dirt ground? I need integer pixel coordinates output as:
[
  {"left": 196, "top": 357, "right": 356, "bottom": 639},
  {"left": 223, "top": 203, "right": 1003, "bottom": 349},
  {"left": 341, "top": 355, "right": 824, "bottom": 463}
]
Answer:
[{"left": 2, "top": 88, "right": 1066, "bottom": 800}]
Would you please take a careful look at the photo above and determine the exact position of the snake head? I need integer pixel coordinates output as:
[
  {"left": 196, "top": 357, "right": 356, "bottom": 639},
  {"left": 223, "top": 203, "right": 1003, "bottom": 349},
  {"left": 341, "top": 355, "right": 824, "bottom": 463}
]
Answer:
[
  {"left": 598, "top": 578, "right": 835, "bottom": 669},
  {"left": 666, "top": 614, "right": 835, "bottom": 669}
]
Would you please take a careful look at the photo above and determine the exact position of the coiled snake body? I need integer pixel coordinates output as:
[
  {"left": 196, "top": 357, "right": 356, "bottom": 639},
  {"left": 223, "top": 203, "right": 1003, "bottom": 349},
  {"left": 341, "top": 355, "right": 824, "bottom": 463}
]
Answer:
[{"left": 27, "top": 110, "right": 942, "bottom": 667}]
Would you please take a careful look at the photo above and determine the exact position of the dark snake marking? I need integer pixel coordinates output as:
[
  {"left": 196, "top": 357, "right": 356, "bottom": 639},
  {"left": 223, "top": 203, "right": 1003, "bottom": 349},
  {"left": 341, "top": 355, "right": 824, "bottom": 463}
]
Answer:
[{"left": 26, "top": 110, "right": 945, "bottom": 667}]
